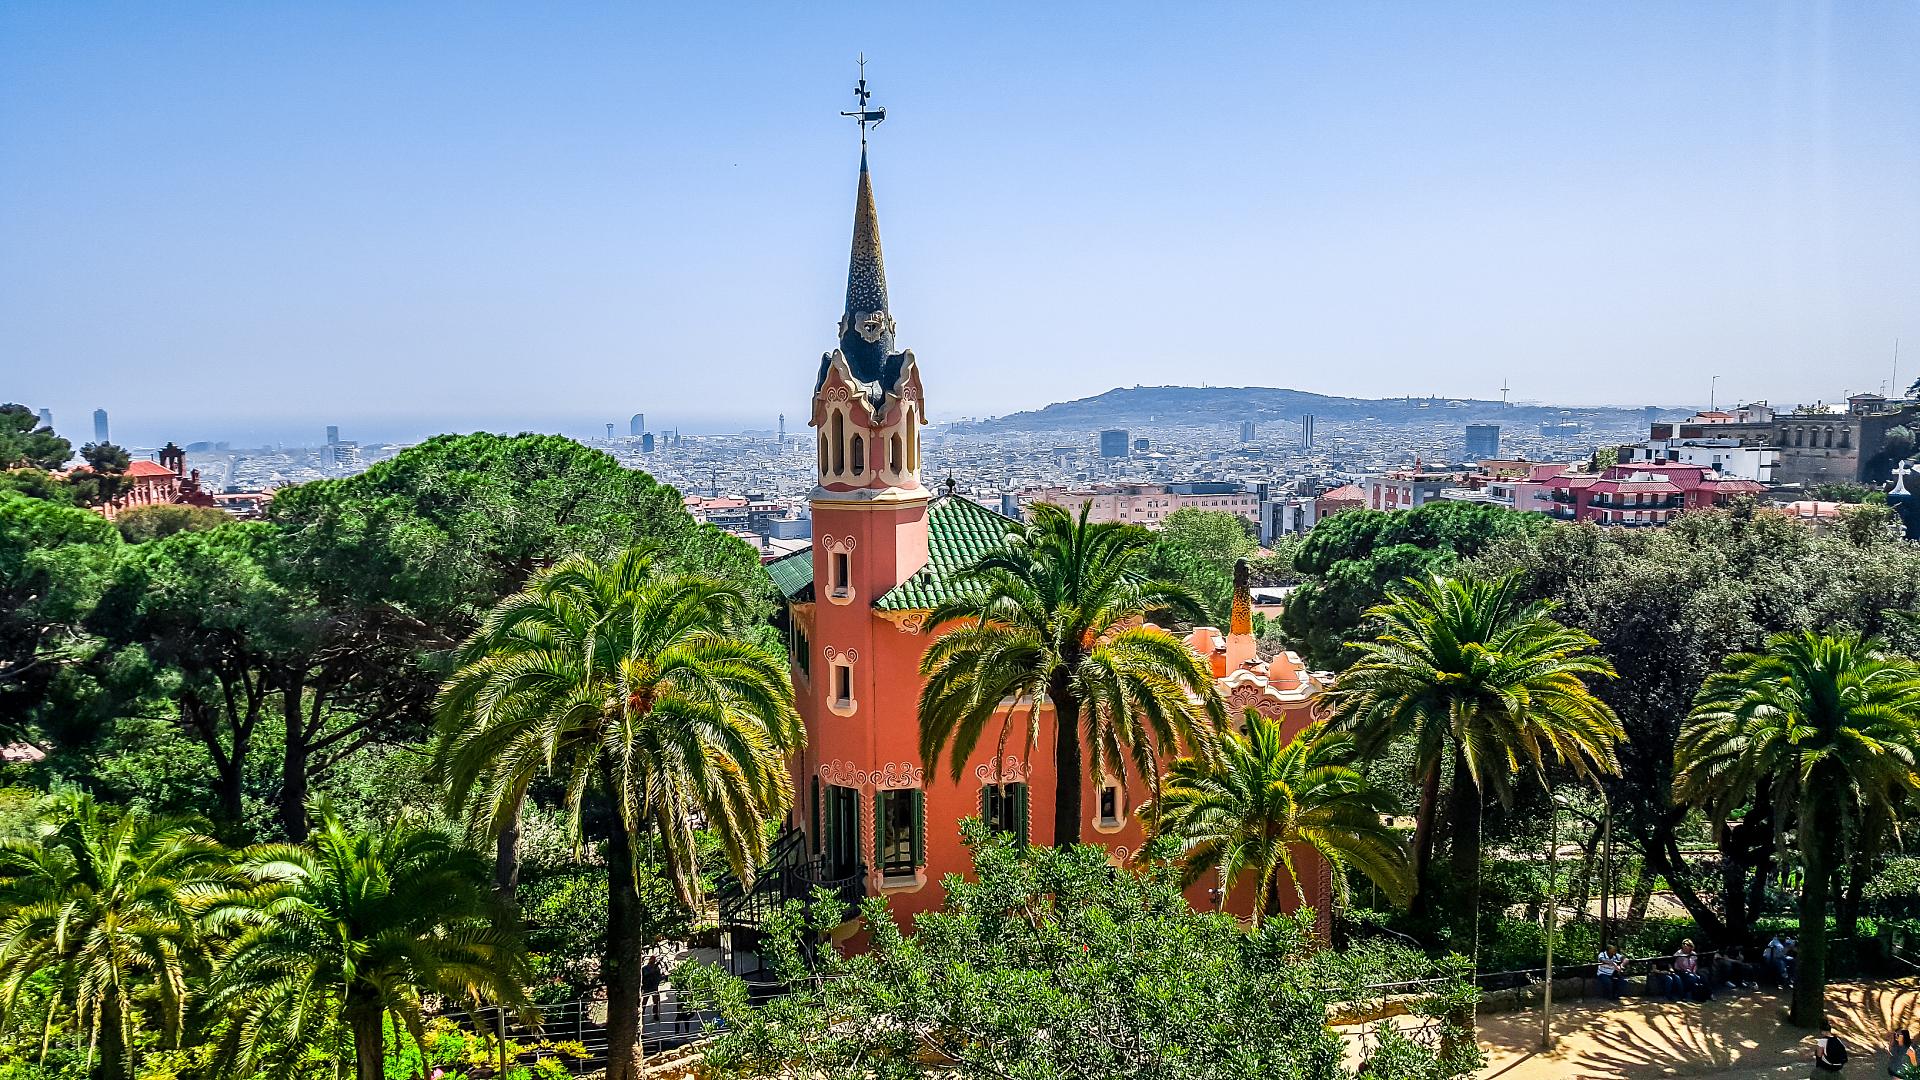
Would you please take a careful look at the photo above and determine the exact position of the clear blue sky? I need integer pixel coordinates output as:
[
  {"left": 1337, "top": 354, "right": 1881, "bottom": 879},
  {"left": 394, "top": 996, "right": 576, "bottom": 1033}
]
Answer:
[{"left": 3, "top": 3, "right": 1917, "bottom": 447}]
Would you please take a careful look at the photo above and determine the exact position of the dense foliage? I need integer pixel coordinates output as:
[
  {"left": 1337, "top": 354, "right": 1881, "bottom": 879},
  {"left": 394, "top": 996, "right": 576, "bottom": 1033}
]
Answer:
[
  {"left": 1281, "top": 503, "right": 1549, "bottom": 668},
  {"left": 678, "top": 825, "right": 1480, "bottom": 1080}
]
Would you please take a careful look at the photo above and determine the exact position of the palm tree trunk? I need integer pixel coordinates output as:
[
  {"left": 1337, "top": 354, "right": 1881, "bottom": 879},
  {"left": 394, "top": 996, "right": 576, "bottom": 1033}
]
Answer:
[
  {"left": 1049, "top": 672, "right": 1084, "bottom": 848},
  {"left": 345, "top": 1000, "right": 385, "bottom": 1080},
  {"left": 494, "top": 788, "right": 525, "bottom": 902},
  {"left": 1445, "top": 754, "right": 1481, "bottom": 941},
  {"left": 604, "top": 821, "right": 647, "bottom": 1080},
  {"left": 98, "top": 991, "right": 128, "bottom": 1080},
  {"left": 1409, "top": 762, "right": 1442, "bottom": 916},
  {"left": 1791, "top": 805, "right": 1836, "bottom": 1028}
]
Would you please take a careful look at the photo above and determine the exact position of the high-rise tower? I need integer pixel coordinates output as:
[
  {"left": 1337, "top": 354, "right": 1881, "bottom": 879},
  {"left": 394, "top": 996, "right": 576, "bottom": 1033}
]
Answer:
[{"left": 93, "top": 409, "right": 109, "bottom": 444}]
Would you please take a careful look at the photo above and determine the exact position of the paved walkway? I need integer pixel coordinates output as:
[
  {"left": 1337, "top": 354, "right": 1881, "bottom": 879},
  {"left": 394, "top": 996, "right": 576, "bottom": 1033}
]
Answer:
[{"left": 1472, "top": 978, "right": 1920, "bottom": 1078}]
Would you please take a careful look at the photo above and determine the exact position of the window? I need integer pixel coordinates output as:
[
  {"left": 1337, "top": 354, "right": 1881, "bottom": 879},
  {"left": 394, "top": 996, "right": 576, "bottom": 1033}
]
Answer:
[
  {"left": 980, "top": 782, "right": 1029, "bottom": 846},
  {"left": 817, "top": 432, "right": 828, "bottom": 475},
  {"left": 1098, "top": 783, "right": 1121, "bottom": 827},
  {"left": 851, "top": 434, "right": 865, "bottom": 475},
  {"left": 831, "top": 551, "right": 850, "bottom": 597},
  {"left": 890, "top": 432, "right": 903, "bottom": 474},
  {"left": 831, "top": 412, "right": 846, "bottom": 474},
  {"left": 792, "top": 626, "right": 811, "bottom": 679},
  {"left": 878, "top": 788, "right": 925, "bottom": 879},
  {"left": 833, "top": 663, "right": 852, "bottom": 708}
]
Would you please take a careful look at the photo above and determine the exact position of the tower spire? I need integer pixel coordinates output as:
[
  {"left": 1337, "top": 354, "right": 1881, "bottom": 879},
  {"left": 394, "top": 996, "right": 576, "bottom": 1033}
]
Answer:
[{"left": 832, "top": 56, "right": 897, "bottom": 388}]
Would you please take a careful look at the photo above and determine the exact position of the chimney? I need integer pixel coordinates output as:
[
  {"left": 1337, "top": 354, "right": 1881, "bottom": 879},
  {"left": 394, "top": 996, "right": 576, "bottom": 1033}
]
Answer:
[{"left": 1225, "top": 558, "right": 1256, "bottom": 670}]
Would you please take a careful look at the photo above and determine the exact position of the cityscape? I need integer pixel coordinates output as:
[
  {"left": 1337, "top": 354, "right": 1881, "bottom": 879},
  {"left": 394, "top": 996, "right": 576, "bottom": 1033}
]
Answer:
[{"left": 4, "top": 6, "right": 1919, "bottom": 1080}]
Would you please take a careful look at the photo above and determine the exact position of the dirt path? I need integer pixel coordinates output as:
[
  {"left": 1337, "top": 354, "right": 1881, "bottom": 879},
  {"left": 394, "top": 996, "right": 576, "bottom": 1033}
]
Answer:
[{"left": 1470, "top": 978, "right": 1920, "bottom": 1078}]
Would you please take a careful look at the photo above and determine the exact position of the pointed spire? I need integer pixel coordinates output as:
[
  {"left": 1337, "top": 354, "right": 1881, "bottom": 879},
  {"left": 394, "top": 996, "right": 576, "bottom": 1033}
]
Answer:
[{"left": 838, "top": 146, "right": 896, "bottom": 374}]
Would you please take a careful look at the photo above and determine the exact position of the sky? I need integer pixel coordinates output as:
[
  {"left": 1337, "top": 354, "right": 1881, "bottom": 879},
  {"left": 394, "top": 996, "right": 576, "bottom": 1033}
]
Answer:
[{"left": 3, "top": 3, "right": 1918, "bottom": 448}]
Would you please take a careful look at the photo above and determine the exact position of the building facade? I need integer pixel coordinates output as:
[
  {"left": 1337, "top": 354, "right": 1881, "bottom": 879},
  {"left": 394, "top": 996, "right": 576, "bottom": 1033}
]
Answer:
[
  {"left": 1362, "top": 467, "right": 1468, "bottom": 511},
  {"left": 1464, "top": 424, "right": 1500, "bottom": 460},
  {"left": 1020, "top": 482, "right": 1261, "bottom": 527},
  {"left": 1539, "top": 462, "right": 1766, "bottom": 525},
  {"left": 769, "top": 139, "right": 1329, "bottom": 938},
  {"left": 1645, "top": 398, "right": 1920, "bottom": 487}
]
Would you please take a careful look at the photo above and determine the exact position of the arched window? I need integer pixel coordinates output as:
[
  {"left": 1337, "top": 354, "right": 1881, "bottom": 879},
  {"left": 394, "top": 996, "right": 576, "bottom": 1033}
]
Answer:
[
  {"left": 907, "top": 418, "right": 920, "bottom": 473},
  {"left": 890, "top": 432, "right": 903, "bottom": 474},
  {"left": 1840, "top": 428, "right": 1851, "bottom": 449},
  {"left": 831, "top": 411, "right": 845, "bottom": 474},
  {"left": 851, "top": 434, "right": 865, "bottom": 475},
  {"left": 1793, "top": 428, "right": 1804, "bottom": 448},
  {"left": 1825, "top": 428, "right": 1835, "bottom": 448},
  {"left": 817, "top": 432, "right": 828, "bottom": 476}
]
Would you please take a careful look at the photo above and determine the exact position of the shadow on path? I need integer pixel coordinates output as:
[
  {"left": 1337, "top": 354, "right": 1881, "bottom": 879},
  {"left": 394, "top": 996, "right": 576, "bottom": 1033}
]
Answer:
[{"left": 1472, "top": 979, "right": 1920, "bottom": 1078}]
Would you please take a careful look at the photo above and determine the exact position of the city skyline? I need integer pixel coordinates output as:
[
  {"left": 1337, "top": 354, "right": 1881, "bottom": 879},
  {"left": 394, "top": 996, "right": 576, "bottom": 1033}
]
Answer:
[{"left": 4, "top": 4, "right": 1918, "bottom": 449}]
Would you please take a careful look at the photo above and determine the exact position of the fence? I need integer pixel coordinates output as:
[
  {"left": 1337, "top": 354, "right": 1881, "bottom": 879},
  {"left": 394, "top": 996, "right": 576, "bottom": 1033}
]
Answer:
[{"left": 440, "top": 983, "right": 785, "bottom": 1075}]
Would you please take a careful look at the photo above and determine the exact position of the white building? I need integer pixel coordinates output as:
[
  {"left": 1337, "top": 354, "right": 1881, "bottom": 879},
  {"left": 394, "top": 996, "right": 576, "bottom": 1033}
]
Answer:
[{"left": 1618, "top": 438, "right": 1779, "bottom": 483}]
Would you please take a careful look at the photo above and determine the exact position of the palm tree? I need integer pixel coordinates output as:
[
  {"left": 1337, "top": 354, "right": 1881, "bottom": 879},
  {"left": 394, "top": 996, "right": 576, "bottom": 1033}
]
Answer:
[
  {"left": 1327, "top": 574, "right": 1622, "bottom": 914},
  {"left": 433, "top": 547, "right": 800, "bottom": 1080},
  {"left": 1674, "top": 631, "right": 1920, "bottom": 1028},
  {"left": 201, "top": 807, "right": 530, "bottom": 1080},
  {"left": 1141, "top": 710, "right": 1411, "bottom": 925},
  {"left": 0, "top": 793, "right": 228, "bottom": 1080},
  {"left": 919, "top": 502, "right": 1227, "bottom": 848}
]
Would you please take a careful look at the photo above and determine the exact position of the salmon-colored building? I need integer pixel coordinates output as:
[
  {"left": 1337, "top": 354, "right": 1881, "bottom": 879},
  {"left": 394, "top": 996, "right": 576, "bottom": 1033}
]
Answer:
[{"left": 760, "top": 131, "right": 1333, "bottom": 940}]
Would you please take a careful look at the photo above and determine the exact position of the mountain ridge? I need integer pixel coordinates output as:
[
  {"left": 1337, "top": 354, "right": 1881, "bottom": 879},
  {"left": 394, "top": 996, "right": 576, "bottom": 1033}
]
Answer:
[{"left": 944, "top": 385, "right": 1672, "bottom": 434}]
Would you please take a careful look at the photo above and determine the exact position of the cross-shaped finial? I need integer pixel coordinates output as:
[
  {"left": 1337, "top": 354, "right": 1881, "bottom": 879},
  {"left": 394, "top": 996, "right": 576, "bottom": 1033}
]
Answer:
[{"left": 1894, "top": 460, "right": 1914, "bottom": 497}]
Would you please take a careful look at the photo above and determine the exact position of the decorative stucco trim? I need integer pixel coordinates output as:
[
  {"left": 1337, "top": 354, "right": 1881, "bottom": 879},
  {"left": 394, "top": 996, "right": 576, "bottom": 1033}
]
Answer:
[
  {"left": 817, "top": 759, "right": 923, "bottom": 790},
  {"left": 974, "top": 755, "right": 1029, "bottom": 785}
]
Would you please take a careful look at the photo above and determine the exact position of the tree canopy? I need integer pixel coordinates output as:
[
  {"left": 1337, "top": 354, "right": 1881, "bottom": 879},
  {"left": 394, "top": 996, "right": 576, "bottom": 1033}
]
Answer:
[{"left": 1282, "top": 502, "right": 1548, "bottom": 668}]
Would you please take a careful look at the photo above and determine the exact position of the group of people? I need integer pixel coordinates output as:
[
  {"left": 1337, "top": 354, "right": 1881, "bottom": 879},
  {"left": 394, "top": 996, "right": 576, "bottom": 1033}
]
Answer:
[{"left": 1593, "top": 939, "right": 1738, "bottom": 1000}]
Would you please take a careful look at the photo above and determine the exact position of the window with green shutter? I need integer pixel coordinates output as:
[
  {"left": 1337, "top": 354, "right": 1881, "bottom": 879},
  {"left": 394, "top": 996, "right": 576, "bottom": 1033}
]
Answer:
[
  {"left": 879, "top": 788, "right": 921, "bottom": 879},
  {"left": 980, "top": 782, "right": 1030, "bottom": 848}
]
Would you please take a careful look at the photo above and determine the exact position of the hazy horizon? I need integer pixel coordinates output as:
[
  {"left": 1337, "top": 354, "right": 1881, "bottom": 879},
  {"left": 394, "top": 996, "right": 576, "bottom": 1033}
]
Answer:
[{"left": 5, "top": 4, "right": 1917, "bottom": 451}]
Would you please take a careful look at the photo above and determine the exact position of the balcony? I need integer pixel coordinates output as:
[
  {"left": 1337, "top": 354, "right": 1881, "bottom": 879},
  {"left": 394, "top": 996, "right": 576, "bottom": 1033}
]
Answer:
[{"left": 788, "top": 859, "right": 869, "bottom": 917}]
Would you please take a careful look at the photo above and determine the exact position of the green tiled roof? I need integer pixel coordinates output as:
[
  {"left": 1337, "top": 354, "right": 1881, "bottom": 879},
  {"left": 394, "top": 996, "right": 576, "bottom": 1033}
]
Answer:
[
  {"left": 875, "top": 495, "right": 1020, "bottom": 612},
  {"left": 766, "top": 547, "right": 814, "bottom": 602}
]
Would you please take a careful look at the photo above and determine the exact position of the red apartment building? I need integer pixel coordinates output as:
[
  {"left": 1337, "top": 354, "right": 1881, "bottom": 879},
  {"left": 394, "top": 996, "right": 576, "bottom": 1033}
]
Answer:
[{"left": 1540, "top": 462, "right": 1767, "bottom": 526}]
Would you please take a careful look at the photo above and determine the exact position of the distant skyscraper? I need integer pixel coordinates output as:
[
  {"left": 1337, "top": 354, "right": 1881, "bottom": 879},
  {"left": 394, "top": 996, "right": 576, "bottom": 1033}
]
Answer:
[
  {"left": 779, "top": 413, "right": 786, "bottom": 446},
  {"left": 641, "top": 433, "right": 656, "bottom": 453},
  {"left": 93, "top": 409, "right": 109, "bottom": 444},
  {"left": 629, "top": 413, "right": 645, "bottom": 436},
  {"left": 1239, "top": 420, "right": 1257, "bottom": 443},
  {"left": 1465, "top": 424, "right": 1501, "bottom": 459},
  {"left": 1300, "top": 414, "right": 1316, "bottom": 448},
  {"left": 1133, "top": 437, "right": 1150, "bottom": 453},
  {"left": 325, "top": 425, "right": 340, "bottom": 445},
  {"left": 1099, "top": 429, "right": 1130, "bottom": 458},
  {"left": 605, "top": 423, "right": 615, "bottom": 440},
  {"left": 34, "top": 408, "right": 52, "bottom": 430}
]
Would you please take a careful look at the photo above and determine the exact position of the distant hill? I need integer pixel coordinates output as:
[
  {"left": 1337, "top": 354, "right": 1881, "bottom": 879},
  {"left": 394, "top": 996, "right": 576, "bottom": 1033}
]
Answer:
[{"left": 944, "top": 385, "right": 1669, "bottom": 434}]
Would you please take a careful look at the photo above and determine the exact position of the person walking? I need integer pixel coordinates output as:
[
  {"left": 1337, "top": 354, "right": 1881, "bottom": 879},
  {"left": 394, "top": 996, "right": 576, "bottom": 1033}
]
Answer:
[
  {"left": 1765, "top": 934, "right": 1792, "bottom": 987},
  {"left": 642, "top": 955, "right": 666, "bottom": 1027}
]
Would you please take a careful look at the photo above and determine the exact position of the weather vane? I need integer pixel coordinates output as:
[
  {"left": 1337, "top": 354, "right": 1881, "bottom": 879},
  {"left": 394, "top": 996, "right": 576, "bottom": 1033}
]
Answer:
[{"left": 840, "top": 53, "right": 886, "bottom": 146}]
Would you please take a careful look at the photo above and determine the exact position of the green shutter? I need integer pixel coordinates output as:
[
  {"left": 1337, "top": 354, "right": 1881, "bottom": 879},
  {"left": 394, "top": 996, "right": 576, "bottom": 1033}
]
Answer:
[
  {"left": 912, "top": 788, "right": 926, "bottom": 867},
  {"left": 822, "top": 783, "right": 835, "bottom": 857},
  {"left": 980, "top": 785, "right": 992, "bottom": 828},
  {"left": 810, "top": 777, "right": 822, "bottom": 854},
  {"left": 1014, "top": 783, "right": 1030, "bottom": 847}
]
